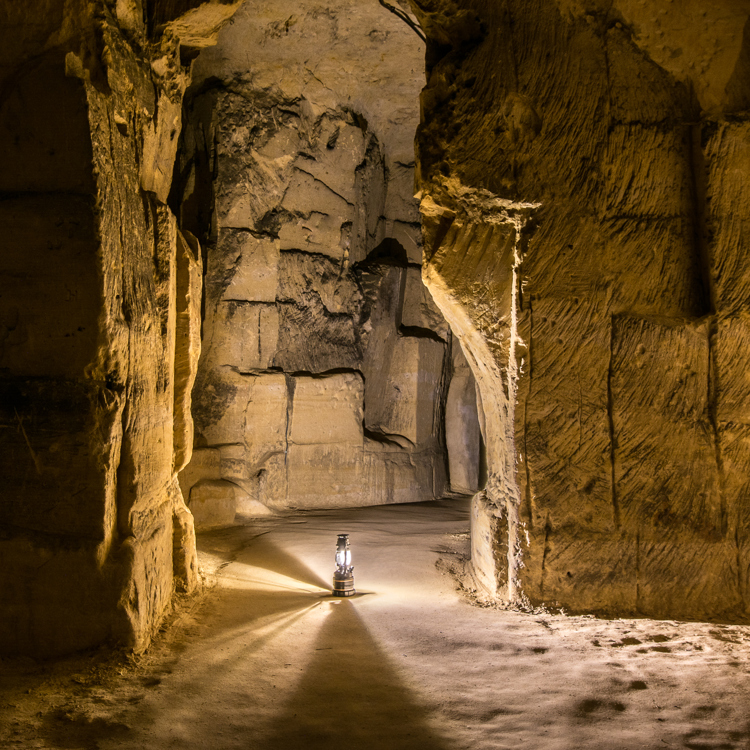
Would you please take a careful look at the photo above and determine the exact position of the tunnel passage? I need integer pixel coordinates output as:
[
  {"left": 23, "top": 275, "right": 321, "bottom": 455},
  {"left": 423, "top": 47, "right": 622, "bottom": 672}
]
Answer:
[
  {"left": 171, "top": 0, "right": 484, "bottom": 524},
  {"left": 3, "top": 0, "right": 750, "bottom": 661}
]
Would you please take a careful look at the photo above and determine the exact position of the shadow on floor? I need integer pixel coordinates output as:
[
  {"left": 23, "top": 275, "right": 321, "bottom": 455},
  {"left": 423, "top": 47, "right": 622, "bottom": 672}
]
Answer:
[
  {"left": 230, "top": 532, "right": 332, "bottom": 591},
  {"left": 255, "top": 598, "right": 454, "bottom": 750},
  {"left": 74, "top": 528, "right": 457, "bottom": 749}
]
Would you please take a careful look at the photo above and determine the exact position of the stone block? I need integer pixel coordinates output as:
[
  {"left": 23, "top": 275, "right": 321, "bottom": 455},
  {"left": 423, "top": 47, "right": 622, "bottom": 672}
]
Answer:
[
  {"left": 291, "top": 122, "right": 366, "bottom": 205},
  {"left": 446, "top": 347, "right": 481, "bottom": 494},
  {"left": 384, "top": 161, "right": 420, "bottom": 223},
  {"left": 714, "top": 313, "right": 750, "bottom": 425},
  {"left": 208, "top": 301, "right": 279, "bottom": 371},
  {"left": 522, "top": 299, "right": 613, "bottom": 533},
  {"left": 521, "top": 528, "right": 639, "bottom": 616},
  {"left": 178, "top": 446, "right": 221, "bottom": 500},
  {"left": 401, "top": 266, "right": 450, "bottom": 339},
  {"left": 363, "top": 449, "right": 422, "bottom": 505},
  {"left": 611, "top": 315, "right": 721, "bottom": 536},
  {"left": 719, "top": 422, "right": 750, "bottom": 606},
  {"left": 273, "top": 299, "right": 360, "bottom": 373},
  {"left": 602, "top": 124, "right": 692, "bottom": 220},
  {"left": 255, "top": 124, "right": 301, "bottom": 161},
  {"left": 278, "top": 211, "right": 352, "bottom": 259},
  {"left": 286, "top": 444, "right": 364, "bottom": 508},
  {"left": 255, "top": 453, "right": 288, "bottom": 510},
  {"left": 704, "top": 120, "right": 750, "bottom": 314},
  {"left": 245, "top": 373, "right": 288, "bottom": 468},
  {"left": 219, "top": 443, "right": 249, "bottom": 483},
  {"left": 277, "top": 251, "right": 363, "bottom": 315},
  {"left": 637, "top": 532, "right": 742, "bottom": 622},
  {"left": 234, "top": 484, "right": 277, "bottom": 517},
  {"left": 188, "top": 479, "right": 238, "bottom": 530},
  {"left": 278, "top": 170, "right": 354, "bottom": 258},
  {"left": 365, "top": 335, "right": 445, "bottom": 447},
  {"left": 289, "top": 373, "right": 364, "bottom": 446},
  {"left": 221, "top": 235, "right": 280, "bottom": 303},
  {"left": 217, "top": 140, "right": 295, "bottom": 230}
]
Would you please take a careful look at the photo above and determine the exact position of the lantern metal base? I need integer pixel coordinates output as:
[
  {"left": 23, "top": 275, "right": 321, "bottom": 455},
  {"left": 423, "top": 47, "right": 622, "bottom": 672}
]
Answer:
[{"left": 332, "top": 575, "right": 355, "bottom": 597}]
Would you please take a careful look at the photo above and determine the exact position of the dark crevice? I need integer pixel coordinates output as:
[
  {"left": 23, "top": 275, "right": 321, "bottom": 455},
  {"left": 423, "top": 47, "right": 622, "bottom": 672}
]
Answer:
[
  {"left": 283, "top": 373, "right": 295, "bottom": 469},
  {"left": 635, "top": 528, "right": 641, "bottom": 612},
  {"left": 477, "top": 429, "right": 488, "bottom": 491},
  {"left": 363, "top": 427, "right": 412, "bottom": 450},
  {"left": 255, "top": 207, "right": 293, "bottom": 239},
  {"left": 342, "top": 107, "right": 369, "bottom": 134},
  {"left": 353, "top": 238, "right": 410, "bottom": 274},
  {"left": 287, "top": 367, "right": 364, "bottom": 380},
  {"left": 523, "top": 302, "right": 533, "bottom": 532},
  {"left": 607, "top": 314, "right": 621, "bottom": 531},
  {"left": 540, "top": 514, "right": 550, "bottom": 600},
  {"left": 223, "top": 366, "right": 285, "bottom": 377},
  {"left": 377, "top": 0, "right": 426, "bottom": 43},
  {"left": 686, "top": 119, "right": 714, "bottom": 317},
  {"left": 221, "top": 299, "right": 277, "bottom": 307},
  {"left": 225, "top": 365, "right": 364, "bottom": 381},
  {"left": 736, "top": 525, "right": 744, "bottom": 602},
  {"left": 398, "top": 325, "right": 445, "bottom": 343},
  {"left": 707, "top": 317, "right": 727, "bottom": 537}
]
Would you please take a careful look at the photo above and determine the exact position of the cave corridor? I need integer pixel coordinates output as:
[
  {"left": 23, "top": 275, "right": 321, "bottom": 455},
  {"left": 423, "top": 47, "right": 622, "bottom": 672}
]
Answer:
[{"left": 2, "top": 0, "right": 750, "bottom": 747}]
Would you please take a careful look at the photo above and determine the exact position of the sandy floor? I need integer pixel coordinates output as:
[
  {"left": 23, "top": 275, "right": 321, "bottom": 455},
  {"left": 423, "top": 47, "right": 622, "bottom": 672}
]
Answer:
[{"left": 2, "top": 498, "right": 750, "bottom": 749}]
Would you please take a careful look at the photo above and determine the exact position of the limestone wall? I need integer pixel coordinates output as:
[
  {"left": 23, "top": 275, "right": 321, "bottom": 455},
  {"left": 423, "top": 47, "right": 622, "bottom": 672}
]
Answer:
[
  {"left": 0, "top": 0, "right": 237, "bottom": 657},
  {"left": 175, "top": 0, "right": 481, "bottom": 522},
  {"left": 413, "top": 0, "right": 750, "bottom": 621}
]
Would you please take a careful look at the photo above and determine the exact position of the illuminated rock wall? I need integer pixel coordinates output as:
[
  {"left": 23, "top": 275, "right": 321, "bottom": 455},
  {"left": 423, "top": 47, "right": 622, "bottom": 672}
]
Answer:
[
  {"left": 175, "top": 1, "right": 481, "bottom": 519},
  {"left": 414, "top": 0, "right": 750, "bottom": 621},
  {"left": 0, "top": 0, "right": 238, "bottom": 656}
]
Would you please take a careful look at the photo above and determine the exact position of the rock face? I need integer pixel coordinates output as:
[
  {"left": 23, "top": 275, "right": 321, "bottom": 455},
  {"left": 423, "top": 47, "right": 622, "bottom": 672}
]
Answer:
[
  {"left": 446, "top": 343, "right": 482, "bottom": 495},
  {"left": 413, "top": 0, "right": 750, "bottom": 621},
  {"left": 11, "top": 0, "right": 745, "bottom": 658},
  {"left": 0, "top": 0, "right": 240, "bottom": 657},
  {"left": 174, "top": 0, "right": 478, "bottom": 520}
]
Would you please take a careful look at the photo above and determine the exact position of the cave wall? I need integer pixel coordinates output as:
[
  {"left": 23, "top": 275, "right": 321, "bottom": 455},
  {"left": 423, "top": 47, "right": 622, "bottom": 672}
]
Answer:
[
  {"left": 414, "top": 0, "right": 750, "bottom": 621},
  {"left": 0, "top": 0, "right": 238, "bottom": 656},
  {"left": 174, "top": 0, "right": 481, "bottom": 521}
]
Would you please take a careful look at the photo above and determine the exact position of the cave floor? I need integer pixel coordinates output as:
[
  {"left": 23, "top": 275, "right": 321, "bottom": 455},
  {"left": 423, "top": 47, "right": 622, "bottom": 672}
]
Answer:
[{"left": 2, "top": 498, "right": 750, "bottom": 749}]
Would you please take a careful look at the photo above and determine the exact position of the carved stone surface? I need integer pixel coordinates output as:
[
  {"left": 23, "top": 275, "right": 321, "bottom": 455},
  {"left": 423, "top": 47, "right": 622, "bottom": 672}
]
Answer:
[
  {"left": 177, "top": 0, "right": 477, "bottom": 514},
  {"left": 446, "top": 342, "right": 482, "bottom": 495},
  {"left": 414, "top": 0, "right": 750, "bottom": 621},
  {"left": 0, "top": 0, "right": 235, "bottom": 656}
]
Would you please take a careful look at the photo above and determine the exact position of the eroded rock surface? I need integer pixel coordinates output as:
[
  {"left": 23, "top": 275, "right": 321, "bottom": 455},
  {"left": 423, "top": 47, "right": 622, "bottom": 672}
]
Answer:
[
  {"left": 176, "top": 0, "right": 478, "bottom": 519},
  {"left": 0, "top": 0, "right": 238, "bottom": 656},
  {"left": 414, "top": 0, "right": 750, "bottom": 622}
]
